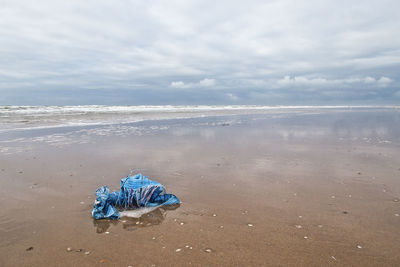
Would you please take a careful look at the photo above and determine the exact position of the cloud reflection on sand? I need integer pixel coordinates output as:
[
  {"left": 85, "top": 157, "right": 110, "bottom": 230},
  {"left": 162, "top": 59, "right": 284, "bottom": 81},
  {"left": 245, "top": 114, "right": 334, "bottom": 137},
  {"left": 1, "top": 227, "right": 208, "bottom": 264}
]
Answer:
[
  {"left": 0, "top": 109, "right": 399, "bottom": 155},
  {"left": 93, "top": 205, "right": 180, "bottom": 234}
]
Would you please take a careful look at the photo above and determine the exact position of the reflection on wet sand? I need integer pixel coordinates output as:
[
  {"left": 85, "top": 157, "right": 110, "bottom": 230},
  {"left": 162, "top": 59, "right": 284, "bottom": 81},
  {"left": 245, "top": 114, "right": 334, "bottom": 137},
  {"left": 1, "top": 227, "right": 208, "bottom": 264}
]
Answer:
[{"left": 93, "top": 205, "right": 180, "bottom": 233}]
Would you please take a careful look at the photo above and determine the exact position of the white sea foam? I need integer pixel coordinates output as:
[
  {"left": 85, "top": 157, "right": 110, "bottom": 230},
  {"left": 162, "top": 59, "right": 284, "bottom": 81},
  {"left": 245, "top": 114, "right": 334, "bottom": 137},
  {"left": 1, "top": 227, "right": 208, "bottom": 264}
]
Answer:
[{"left": 0, "top": 104, "right": 398, "bottom": 114}]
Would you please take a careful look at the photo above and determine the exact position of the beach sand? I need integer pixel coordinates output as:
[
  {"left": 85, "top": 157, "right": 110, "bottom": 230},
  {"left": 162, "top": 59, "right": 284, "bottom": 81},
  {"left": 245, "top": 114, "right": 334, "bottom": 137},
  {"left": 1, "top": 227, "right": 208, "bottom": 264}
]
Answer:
[{"left": 0, "top": 109, "right": 400, "bottom": 266}]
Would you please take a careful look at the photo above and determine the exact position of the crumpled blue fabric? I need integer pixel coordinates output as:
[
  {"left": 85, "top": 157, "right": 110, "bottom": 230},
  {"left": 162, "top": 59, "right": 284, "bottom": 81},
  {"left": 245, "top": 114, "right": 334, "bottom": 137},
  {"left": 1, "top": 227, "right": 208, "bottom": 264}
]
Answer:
[{"left": 92, "top": 173, "right": 180, "bottom": 219}]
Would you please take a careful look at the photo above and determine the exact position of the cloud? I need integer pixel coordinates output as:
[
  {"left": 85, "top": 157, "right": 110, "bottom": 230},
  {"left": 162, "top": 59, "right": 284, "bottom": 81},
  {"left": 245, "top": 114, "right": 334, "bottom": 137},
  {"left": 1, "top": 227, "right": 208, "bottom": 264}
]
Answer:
[
  {"left": 377, "top": 76, "right": 393, "bottom": 87},
  {"left": 170, "top": 78, "right": 216, "bottom": 89},
  {"left": 0, "top": 0, "right": 399, "bottom": 104},
  {"left": 226, "top": 93, "right": 239, "bottom": 101},
  {"left": 275, "top": 75, "right": 393, "bottom": 88},
  {"left": 199, "top": 78, "right": 216, "bottom": 87},
  {"left": 277, "top": 76, "right": 328, "bottom": 87},
  {"left": 169, "top": 81, "right": 186, "bottom": 88}
]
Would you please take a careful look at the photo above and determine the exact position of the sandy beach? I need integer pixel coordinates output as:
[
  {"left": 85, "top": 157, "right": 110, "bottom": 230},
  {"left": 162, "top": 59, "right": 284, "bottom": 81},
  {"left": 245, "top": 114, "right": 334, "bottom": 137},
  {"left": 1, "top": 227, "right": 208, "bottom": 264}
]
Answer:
[{"left": 0, "top": 108, "right": 400, "bottom": 266}]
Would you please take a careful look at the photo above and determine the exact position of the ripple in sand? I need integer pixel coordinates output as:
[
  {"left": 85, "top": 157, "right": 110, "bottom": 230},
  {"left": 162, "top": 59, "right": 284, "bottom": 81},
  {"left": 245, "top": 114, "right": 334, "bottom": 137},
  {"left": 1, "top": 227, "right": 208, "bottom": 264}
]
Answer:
[{"left": 0, "top": 215, "right": 31, "bottom": 246}]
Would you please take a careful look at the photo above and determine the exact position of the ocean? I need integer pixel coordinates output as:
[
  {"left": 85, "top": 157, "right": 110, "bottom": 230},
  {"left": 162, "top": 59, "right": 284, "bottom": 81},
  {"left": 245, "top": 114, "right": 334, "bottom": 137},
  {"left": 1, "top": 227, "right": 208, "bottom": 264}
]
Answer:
[{"left": 0, "top": 105, "right": 397, "bottom": 132}]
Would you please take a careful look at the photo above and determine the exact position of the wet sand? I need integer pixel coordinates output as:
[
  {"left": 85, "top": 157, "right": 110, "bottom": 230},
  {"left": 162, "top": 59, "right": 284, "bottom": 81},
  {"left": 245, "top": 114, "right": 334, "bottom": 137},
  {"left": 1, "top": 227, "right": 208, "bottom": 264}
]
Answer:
[{"left": 0, "top": 109, "right": 400, "bottom": 266}]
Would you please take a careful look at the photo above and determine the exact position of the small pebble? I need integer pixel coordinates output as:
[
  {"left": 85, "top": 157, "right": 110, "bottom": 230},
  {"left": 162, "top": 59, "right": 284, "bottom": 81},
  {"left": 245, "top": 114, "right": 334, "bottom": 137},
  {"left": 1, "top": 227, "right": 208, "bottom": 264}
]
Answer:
[
  {"left": 136, "top": 221, "right": 140, "bottom": 225},
  {"left": 26, "top": 247, "right": 34, "bottom": 251},
  {"left": 348, "top": 195, "right": 352, "bottom": 197},
  {"left": 304, "top": 236, "right": 308, "bottom": 239},
  {"left": 357, "top": 245, "right": 362, "bottom": 249},
  {"left": 393, "top": 198, "right": 399, "bottom": 202},
  {"left": 75, "top": 249, "right": 82, "bottom": 252},
  {"left": 219, "top": 225, "right": 224, "bottom": 228},
  {"left": 331, "top": 256, "right": 337, "bottom": 261},
  {"left": 295, "top": 225, "right": 302, "bottom": 229},
  {"left": 212, "top": 214, "right": 217, "bottom": 217},
  {"left": 247, "top": 223, "right": 254, "bottom": 227},
  {"left": 80, "top": 201, "right": 85, "bottom": 205},
  {"left": 189, "top": 247, "right": 193, "bottom": 249},
  {"left": 331, "top": 196, "right": 336, "bottom": 199},
  {"left": 204, "top": 248, "right": 213, "bottom": 253},
  {"left": 99, "top": 259, "right": 105, "bottom": 263},
  {"left": 122, "top": 220, "right": 127, "bottom": 223},
  {"left": 84, "top": 251, "right": 90, "bottom": 255},
  {"left": 298, "top": 215, "right": 302, "bottom": 218},
  {"left": 394, "top": 214, "right": 399, "bottom": 217},
  {"left": 343, "top": 211, "right": 348, "bottom": 214},
  {"left": 180, "top": 222, "right": 184, "bottom": 225},
  {"left": 175, "top": 248, "right": 182, "bottom": 252},
  {"left": 67, "top": 247, "right": 72, "bottom": 252},
  {"left": 105, "top": 231, "right": 110, "bottom": 234},
  {"left": 318, "top": 225, "right": 323, "bottom": 228}
]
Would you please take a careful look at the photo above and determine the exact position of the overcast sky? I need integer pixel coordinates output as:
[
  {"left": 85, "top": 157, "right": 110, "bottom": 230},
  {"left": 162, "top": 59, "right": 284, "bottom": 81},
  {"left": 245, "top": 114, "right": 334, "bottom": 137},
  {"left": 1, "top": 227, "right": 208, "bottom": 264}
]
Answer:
[{"left": 0, "top": 0, "right": 399, "bottom": 105}]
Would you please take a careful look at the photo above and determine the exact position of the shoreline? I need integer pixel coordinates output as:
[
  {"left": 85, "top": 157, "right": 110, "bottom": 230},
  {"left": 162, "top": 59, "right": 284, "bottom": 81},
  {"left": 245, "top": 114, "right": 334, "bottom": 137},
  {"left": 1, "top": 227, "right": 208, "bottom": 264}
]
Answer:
[{"left": 0, "top": 105, "right": 398, "bottom": 133}]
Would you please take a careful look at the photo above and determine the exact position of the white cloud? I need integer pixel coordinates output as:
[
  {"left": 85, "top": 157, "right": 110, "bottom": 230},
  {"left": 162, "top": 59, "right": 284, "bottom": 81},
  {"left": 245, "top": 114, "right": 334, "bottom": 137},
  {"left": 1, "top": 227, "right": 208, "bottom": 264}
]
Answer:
[
  {"left": 275, "top": 75, "right": 393, "bottom": 88},
  {"left": 169, "top": 81, "right": 186, "bottom": 88},
  {"left": 170, "top": 78, "right": 216, "bottom": 89},
  {"left": 277, "top": 76, "right": 328, "bottom": 86},
  {"left": 226, "top": 93, "right": 239, "bottom": 101},
  {"left": 199, "top": 78, "right": 215, "bottom": 87},
  {"left": 364, "top": 76, "right": 376, "bottom": 84},
  {"left": 377, "top": 76, "right": 393, "bottom": 87}
]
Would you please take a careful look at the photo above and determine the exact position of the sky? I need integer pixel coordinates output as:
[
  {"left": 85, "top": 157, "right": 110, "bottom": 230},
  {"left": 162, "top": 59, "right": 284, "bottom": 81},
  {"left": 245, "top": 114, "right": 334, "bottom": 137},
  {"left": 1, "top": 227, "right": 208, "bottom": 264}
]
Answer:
[{"left": 0, "top": 0, "right": 399, "bottom": 105}]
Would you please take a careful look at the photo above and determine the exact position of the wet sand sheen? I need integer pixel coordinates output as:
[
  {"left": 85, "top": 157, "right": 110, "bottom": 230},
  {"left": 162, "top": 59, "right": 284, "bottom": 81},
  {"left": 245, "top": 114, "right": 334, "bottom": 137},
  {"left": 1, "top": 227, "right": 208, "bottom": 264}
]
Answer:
[{"left": 0, "top": 110, "right": 400, "bottom": 266}]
